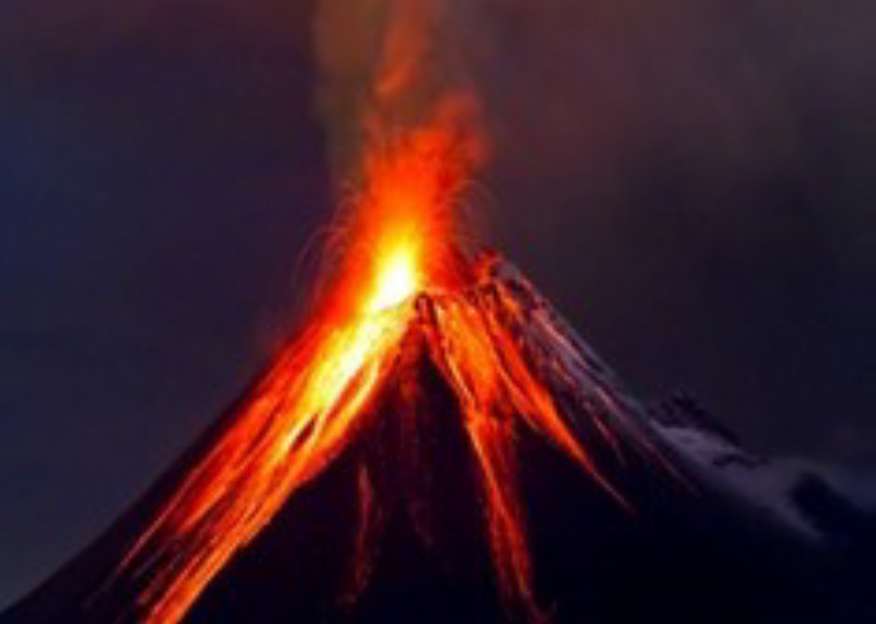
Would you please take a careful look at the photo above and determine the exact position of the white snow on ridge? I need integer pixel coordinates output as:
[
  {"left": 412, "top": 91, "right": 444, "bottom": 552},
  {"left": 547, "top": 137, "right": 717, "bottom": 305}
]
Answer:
[{"left": 649, "top": 419, "right": 824, "bottom": 538}]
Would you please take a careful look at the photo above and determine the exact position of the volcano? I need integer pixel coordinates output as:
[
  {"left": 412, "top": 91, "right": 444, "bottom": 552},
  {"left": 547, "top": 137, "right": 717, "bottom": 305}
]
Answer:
[
  {"left": 5, "top": 3, "right": 874, "bottom": 620},
  {"left": 4, "top": 254, "right": 874, "bottom": 624}
]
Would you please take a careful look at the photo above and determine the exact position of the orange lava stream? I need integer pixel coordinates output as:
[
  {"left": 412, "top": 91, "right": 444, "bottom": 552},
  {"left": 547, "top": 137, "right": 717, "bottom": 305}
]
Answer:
[
  {"left": 421, "top": 283, "right": 630, "bottom": 622},
  {"left": 115, "top": 104, "right": 479, "bottom": 623},
  {"left": 125, "top": 300, "right": 412, "bottom": 624}
]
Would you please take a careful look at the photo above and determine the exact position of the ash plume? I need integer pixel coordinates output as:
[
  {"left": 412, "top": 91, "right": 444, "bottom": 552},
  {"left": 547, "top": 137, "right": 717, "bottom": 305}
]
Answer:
[{"left": 312, "top": 0, "right": 486, "bottom": 183}]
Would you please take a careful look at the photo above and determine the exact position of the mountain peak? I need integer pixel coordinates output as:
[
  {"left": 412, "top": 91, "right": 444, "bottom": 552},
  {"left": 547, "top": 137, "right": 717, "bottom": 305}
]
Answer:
[{"left": 5, "top": 257, "right": 873, "bottom": 623}]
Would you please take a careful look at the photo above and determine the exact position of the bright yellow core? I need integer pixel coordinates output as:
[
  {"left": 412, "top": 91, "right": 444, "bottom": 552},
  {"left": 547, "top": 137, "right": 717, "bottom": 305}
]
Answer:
[{"left": 366, "top": 241, "right": 420, "bottom": 313}]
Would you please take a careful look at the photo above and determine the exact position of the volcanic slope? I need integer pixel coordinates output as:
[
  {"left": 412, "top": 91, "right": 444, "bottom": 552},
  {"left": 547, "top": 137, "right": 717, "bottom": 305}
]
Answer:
[{"left": 4, "top": 256, "right": 873, "bottom": 624}]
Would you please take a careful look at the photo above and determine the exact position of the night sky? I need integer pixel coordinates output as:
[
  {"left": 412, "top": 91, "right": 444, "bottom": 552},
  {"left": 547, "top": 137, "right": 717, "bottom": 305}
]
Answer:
[{"left": 2, "top": 0, "right": 875, "bottom": 609}]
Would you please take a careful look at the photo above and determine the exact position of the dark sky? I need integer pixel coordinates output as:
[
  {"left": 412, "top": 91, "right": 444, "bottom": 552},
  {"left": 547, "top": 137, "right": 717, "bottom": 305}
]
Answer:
[{"left": 2, "top": 0, "right": 875, "bottom": 609}]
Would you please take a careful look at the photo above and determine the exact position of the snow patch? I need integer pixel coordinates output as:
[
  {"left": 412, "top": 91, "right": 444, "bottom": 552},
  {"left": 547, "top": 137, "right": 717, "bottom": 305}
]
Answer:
[{"left": 650, "top": 420, "right": 824, "bottom": 538}]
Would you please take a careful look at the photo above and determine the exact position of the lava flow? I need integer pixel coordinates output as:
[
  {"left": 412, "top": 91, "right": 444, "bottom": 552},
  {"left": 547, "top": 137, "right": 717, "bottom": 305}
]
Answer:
[
  {"left": 107, "top": 3, "right": 673, "bottom": 623},
  {"left": 109, "top": 102, "right": 670, "bottom": 621},
  {"left": 114, "top": 98, "right": 488, "bottom": 623}
]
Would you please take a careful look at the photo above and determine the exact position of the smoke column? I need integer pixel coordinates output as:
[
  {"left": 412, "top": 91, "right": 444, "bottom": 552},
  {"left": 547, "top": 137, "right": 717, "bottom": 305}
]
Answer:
[{"left": 312, "top": 0, "right": 485, "bottom": 183}]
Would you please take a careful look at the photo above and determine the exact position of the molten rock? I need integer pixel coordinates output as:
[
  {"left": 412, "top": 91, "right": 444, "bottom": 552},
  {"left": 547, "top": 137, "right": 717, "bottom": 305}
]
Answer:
[{"left": 5, "top": 254, "right": 873, "bottom": 624}]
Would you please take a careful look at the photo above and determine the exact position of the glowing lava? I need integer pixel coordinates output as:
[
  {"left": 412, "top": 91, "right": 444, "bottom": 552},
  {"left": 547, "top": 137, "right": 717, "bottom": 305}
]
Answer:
[
  {"left": 108, "top": 3, "right": 669, "bottom": 622},
  {"left": 109, "top": 127, "right": 681, "bottom": 620},
  {"left": 368, "top": 245, "right": 417, "bottom": 312}
]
